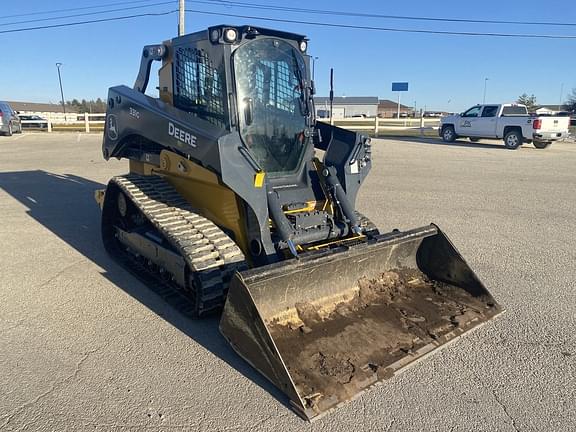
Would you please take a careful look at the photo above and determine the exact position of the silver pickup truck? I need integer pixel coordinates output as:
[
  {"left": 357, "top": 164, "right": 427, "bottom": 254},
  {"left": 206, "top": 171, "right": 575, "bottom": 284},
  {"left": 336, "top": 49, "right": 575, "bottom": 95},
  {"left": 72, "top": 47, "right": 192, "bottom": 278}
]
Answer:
[{"left": 440, "top": 104, "right": 570, "bottom": 149}]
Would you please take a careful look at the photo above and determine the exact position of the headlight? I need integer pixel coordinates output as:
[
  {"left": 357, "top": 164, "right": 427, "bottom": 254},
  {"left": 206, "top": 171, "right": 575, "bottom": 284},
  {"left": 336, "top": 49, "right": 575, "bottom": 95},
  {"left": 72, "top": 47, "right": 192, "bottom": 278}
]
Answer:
[
  {"left": 224, "top": 28, "right": 238, "bottom": 43},
  {"left": 210, "top": 29, "right": 220, "bottom": 43}
]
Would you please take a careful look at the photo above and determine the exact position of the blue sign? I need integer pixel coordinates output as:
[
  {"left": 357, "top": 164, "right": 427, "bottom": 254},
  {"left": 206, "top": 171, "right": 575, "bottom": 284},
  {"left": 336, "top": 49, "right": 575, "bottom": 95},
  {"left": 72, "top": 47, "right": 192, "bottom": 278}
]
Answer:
[{"left": 392, "top": 82, "right": 409, "bottom": 92}]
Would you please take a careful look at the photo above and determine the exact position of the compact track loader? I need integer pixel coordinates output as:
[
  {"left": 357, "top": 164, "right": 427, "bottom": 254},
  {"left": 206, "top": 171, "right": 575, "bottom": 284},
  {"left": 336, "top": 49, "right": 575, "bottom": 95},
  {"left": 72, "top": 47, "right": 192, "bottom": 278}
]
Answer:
[{"left": 98, "top": 25, "right": 502, "bottom": 420}]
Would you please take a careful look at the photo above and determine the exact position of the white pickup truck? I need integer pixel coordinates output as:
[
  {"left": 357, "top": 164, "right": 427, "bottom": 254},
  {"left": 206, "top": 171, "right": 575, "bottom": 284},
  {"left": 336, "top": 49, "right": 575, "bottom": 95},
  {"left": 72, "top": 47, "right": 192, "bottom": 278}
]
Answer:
[{"left": 439, "top": 104, "right": 570, "bottom": 149}]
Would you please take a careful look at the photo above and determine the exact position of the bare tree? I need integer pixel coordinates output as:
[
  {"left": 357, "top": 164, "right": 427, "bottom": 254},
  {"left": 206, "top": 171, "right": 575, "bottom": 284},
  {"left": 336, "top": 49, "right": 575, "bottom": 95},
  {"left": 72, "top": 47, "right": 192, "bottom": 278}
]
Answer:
[{"left": 565, "top": 88, "right": 576, "bottom": 112}]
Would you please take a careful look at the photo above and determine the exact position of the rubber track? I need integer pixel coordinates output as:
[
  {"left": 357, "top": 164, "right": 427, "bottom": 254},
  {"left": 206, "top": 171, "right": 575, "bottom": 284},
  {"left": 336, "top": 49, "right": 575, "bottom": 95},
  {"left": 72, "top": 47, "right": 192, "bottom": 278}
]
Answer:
[{"left": 110, "top": 174, "right": 246, "bottom": 316}]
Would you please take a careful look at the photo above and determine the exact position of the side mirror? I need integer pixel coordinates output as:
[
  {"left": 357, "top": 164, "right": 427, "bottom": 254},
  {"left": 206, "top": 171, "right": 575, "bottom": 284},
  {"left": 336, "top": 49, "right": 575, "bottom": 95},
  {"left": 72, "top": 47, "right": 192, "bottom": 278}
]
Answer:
[{"left": 243, "top": 97, "right": 254, "bottom": 126}]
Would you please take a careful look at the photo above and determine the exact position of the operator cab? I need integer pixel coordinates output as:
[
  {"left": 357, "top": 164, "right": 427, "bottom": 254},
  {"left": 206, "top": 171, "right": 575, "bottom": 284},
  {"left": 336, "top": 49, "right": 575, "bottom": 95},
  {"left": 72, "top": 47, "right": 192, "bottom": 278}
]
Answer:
[{"left": 164, "top": 25, "right": 314, "bottom": 179}]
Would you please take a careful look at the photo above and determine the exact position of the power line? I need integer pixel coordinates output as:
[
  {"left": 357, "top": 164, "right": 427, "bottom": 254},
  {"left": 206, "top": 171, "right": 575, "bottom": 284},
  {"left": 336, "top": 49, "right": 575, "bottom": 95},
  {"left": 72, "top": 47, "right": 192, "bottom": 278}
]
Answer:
[
  {"left": 193, "top": 0, "right": 576, "bottom": 27},
  {"left": 0, "top": 0, "right": 175, "bottom": 21},
  {"left": 186, "top": 9, "right": 576, "bottom": 39},
  {"left": 1, "top": 3, "right": 575, "bottom": 39},
  {"left": 7, "top": 0, "right": 573, "bottom": 30},
  {"left": 0, "top": 10, "right": 177, "bottom": 35},
  {"left": 1, "top": 1, "right": 177, "bottom": 27}
]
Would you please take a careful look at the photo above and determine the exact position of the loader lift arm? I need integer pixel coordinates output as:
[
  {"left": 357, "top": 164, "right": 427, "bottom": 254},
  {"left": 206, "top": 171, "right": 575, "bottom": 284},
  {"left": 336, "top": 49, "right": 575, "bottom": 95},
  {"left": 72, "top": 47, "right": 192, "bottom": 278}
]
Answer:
[{"left": 134, "top": 44, "right": 167, "bottom": 93}]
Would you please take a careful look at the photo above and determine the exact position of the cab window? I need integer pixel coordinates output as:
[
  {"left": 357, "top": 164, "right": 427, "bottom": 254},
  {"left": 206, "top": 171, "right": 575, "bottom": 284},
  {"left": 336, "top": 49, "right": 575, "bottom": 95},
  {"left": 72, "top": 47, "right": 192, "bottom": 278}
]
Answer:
[
  {"left": 481, "top": 106, "right": 498, "bottom": 118},
  {"left": 173, "top": 47, "right": 228, "bottom": 128},
  {"left": 462, "top": 106, "right": 481, "bottom": 118},
  {"left": 501, "top": 106, "right": 529, "bottom": 116}
]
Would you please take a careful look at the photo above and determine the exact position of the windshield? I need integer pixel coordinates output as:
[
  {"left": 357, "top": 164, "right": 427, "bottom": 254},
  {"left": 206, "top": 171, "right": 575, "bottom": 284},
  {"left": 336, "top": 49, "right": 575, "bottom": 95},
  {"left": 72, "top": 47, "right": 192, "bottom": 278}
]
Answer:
[{"left": 233, "top": 38, "right": 309, "bottom": 175}]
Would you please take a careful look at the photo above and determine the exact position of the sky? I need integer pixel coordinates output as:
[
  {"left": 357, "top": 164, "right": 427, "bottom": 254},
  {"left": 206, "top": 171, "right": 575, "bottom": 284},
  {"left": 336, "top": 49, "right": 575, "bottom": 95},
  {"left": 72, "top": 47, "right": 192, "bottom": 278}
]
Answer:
[{"left": 0, "top": 0, "right": 575, "bottom": 112}]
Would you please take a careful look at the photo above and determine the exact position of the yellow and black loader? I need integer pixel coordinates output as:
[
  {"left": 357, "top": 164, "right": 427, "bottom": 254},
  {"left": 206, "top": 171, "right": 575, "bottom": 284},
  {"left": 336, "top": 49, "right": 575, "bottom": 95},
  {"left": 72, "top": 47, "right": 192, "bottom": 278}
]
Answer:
[{"left": 97, "top": 25, "right": 502, "bottom": 420}]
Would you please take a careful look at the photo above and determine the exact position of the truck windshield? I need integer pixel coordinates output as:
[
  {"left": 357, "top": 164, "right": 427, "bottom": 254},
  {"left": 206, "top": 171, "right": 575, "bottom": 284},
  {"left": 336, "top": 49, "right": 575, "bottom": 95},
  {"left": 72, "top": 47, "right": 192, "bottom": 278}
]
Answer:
[{"left": 233, "top": 38, "right": 308, "bottom": 175}]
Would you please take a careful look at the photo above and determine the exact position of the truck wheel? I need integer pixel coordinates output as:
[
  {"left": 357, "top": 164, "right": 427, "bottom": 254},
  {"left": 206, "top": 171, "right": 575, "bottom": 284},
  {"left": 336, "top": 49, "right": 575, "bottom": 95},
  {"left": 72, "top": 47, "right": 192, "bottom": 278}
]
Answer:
[
  {"left": 533, "top": 141, "right": 551, "bottom": 149},
  {"left": 504, "top": 130, "right": 522, "bottom": 149},
  {"left": 469, "top": 137, "right": 480, "bottom": 142},
  {"left": 442, "top": 126, "right": 456, "bottom": 142}
]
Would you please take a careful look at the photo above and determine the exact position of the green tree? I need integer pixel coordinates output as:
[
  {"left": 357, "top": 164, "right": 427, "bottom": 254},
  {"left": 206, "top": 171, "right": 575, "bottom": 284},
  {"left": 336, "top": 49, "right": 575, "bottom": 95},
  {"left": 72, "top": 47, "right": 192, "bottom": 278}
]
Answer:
[
  {"left": 94, "top": 98, "right": 107, "bottom": 112},
  {"left": 65, "top": 98, "right": 107, "bottom": 113},
  {"left": 517, "top": 93, "right": 538, "bottom": 112},
  {"left": 566, "top": 88, "right": 576, "bottom": 112}
]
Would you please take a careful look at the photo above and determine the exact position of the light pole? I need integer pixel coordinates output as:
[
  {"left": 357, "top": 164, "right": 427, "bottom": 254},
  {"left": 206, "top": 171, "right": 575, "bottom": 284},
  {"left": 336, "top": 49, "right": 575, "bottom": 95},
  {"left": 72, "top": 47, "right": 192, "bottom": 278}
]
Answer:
[
  {"left": 311, "top": 56, "right": 319, "bottom": 81},
  {"left": 56, "top": 63, "right": 66, "bottom": 116},
  {"left": 483, "top": 78, "right": 489, "bottom": 104},
  {"left": 559, "top": 83, "right": 564, "bottom": 111}
]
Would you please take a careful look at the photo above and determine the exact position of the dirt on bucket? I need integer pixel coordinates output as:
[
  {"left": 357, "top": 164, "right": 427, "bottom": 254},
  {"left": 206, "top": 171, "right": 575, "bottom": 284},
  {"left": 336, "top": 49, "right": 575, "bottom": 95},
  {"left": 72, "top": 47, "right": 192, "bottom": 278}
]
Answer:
[{"left": 267, "top": 268, "right": 498, "bottom": 410}]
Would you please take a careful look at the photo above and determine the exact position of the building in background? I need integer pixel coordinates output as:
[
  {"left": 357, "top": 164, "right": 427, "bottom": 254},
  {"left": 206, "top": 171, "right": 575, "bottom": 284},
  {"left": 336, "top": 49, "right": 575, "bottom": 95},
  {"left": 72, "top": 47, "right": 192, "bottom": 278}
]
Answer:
[
  {"left": 314, "top": 96, "right": 378, "bottom": 119},
  {"left": 8, "top": 101, "right": 78, "bottom": 123},
  {"left": 377, "top": 99, "right": 414, "bottom": 118},
  {"left": 534, "top": 105, "right": 570, "bottom": 116}
]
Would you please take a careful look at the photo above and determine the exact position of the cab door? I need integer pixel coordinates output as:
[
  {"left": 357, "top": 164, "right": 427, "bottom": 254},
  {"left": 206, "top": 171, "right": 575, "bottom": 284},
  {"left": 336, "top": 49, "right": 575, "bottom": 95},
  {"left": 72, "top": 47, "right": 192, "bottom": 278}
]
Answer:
[
  {"left": 456, "top": 106, "right": 482, "bottom": 135},
  {"left": 471, "top": 105, "right": 499, "bottom": 137}
]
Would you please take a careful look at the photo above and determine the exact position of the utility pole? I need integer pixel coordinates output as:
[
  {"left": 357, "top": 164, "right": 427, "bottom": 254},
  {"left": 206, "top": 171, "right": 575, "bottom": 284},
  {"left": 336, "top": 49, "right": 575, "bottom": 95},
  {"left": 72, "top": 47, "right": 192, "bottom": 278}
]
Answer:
[
  {"left": 55, "top": 63, "right": 66, "bottom": 116},
  {"left": 483, "top": 78, "right": 489, "bottom": 104},
  {"left": 559, "top": 83, "right": 564, "bottom": 111},
  {"left": 178, "top": 0, "right": 185, "bottom": 36}
]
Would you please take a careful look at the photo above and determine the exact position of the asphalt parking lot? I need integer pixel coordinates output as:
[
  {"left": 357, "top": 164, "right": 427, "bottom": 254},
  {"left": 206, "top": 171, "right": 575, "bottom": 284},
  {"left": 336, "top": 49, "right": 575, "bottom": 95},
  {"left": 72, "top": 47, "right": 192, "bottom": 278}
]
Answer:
[{"left": 1, "top": 133, "right": 575, "bottom": 431}]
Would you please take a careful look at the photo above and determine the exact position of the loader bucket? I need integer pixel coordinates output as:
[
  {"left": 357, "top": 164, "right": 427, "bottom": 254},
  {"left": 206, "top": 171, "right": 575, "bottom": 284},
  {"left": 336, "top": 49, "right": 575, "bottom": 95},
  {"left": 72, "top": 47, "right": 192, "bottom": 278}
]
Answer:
[{"left": 219, "top": 225, "right": 502, "bottom": 421}]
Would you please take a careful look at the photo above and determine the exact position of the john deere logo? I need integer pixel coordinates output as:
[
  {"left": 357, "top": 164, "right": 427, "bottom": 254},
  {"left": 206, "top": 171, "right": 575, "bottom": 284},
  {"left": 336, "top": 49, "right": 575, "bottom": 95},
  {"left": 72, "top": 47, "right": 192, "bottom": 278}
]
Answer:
[{"left": 107, "top": 115, "right": 118, "bottom": 140}]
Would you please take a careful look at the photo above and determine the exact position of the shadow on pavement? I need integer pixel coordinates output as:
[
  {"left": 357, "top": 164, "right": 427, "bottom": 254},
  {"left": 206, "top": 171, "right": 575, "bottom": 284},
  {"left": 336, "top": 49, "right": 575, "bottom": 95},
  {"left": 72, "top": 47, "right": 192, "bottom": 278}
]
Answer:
[
  {"left": 0, "top": 170, "right": 287, "bottom": 409},
  {"left": 383, "top": 136, "right": 508, "bottom": 150}
]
